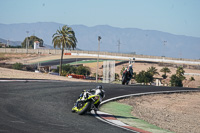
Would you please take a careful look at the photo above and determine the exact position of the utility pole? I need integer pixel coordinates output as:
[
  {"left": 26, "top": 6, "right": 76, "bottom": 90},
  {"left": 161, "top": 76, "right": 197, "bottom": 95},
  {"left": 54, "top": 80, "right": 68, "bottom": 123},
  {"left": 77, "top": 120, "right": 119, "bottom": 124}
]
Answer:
[
  {"left": 163, "top": 41, "right": 167, "bottom": 57},
  {"left": 26, "top": 31, "right": 29, "bottom": 54},
  {"left": 117, "top": 39, "right": 121, "bottom": 53},
  {"left": 96, "top": 36, "right": 101, "bottom": 83}
]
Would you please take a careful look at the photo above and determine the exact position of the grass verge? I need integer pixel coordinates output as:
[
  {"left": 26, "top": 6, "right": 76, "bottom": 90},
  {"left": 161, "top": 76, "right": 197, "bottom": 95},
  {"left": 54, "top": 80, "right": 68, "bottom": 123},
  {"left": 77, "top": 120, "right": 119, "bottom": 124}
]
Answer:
[{"left": 100, "top": 102, "right": 173, "bottom": 133}]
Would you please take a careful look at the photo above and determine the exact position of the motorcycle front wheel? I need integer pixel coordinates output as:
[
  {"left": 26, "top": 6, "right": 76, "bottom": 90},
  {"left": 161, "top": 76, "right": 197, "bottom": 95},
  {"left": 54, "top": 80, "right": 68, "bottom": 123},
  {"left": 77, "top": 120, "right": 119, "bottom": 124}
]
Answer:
[{"left": 77, "top": 101, "right": 92, "bottom": 115}]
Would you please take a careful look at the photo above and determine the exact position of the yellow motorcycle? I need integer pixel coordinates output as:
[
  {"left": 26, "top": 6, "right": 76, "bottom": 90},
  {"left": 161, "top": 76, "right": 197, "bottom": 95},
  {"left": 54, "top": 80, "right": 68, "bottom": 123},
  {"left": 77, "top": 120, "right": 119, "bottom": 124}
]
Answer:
[{"left": 72, "top": 85, "right": 105, "bottom": 115}]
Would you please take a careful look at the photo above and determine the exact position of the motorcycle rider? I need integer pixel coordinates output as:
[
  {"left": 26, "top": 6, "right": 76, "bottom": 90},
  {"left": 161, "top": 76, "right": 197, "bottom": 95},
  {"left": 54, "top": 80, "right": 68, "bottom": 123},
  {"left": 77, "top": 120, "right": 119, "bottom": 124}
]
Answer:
[
  {"left": 126, "top": 64, "right": 133, "bottom": 83},
  {"left": 72, "top": 85, "right": 105, "bottom": 112}
]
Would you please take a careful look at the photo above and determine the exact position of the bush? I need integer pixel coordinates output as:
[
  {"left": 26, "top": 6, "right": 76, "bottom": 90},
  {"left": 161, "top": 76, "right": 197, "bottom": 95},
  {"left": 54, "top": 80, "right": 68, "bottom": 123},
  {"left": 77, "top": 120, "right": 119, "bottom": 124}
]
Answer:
[
  {"left": 115, "top": 73, "right": 119, "bottom": 80},
  {"left": 57, "top": 64, "right": 91, "bottom": 76},
  {"left": 189, "top": 77, "right": 195, "bottom": 81},
  {"left": 120, "top": 66, "right": 126, "bottom": 76},
  {"left": 57, "top": 64, "right": 77, "bottom": 75},
  {"left": 12, "top": 62, "right": 23, "bottom": 70},
  {"left": 76, "top": 66, "right": 91, "bottom": 76},
  {"left": 170, "top": 66, "right": 185, "bottom": 87},
  {"left": 162, "top": 74, "right": 167, "bottom": 79},
  {"left": 135, "top": 70, "right": 153, "bottom": 84},
  {"left": 170, "top": 74, "right": 183, "bottom": 87}
]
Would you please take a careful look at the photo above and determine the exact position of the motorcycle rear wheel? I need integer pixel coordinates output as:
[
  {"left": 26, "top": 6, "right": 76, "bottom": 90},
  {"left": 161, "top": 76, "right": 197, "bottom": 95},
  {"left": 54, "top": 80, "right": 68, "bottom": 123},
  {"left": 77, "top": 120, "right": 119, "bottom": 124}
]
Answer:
[{"left": 122, "top": 77, "right": 126, "bottom": 85}]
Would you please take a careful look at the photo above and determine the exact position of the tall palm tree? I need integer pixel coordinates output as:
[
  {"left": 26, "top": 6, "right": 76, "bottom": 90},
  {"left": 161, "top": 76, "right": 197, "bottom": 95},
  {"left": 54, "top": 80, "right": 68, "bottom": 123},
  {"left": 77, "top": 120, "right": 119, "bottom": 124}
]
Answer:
[
  {"left": 160, "top": 67, "right": 171, "bottom": 79},
  {"left": 52, "top": 25, "right": 77, "bottom": 76}
]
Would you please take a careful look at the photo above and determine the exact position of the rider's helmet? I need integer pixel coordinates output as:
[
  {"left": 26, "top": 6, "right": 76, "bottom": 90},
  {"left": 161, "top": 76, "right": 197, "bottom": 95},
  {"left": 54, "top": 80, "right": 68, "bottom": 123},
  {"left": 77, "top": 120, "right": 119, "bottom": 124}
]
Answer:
[
  {"left": 96, "top": 85, "right": 105, "bottom": 98},
  {"left": 96, "top": 85, "right": 103, "bottom": 89}
]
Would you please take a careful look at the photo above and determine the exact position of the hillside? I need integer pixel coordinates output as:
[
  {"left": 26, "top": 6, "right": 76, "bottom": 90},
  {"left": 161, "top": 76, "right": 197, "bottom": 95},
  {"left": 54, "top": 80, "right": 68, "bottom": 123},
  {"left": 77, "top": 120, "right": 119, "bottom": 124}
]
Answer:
[
  {"left": 0, "top": 38, "right": 21, "bottom": 46},
  {"left": 0, "top": 22, "right": 200, "bottom": 59}
]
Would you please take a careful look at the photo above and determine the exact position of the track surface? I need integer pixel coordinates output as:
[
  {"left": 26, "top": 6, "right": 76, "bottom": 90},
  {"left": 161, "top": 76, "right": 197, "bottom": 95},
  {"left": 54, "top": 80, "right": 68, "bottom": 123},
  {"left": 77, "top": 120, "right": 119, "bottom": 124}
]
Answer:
[
  {"left": 0, "top": 81, "right": 199, "bottom": 133},
  {"left": 36, "top": 58, "right": 99, "bottom": 66}
]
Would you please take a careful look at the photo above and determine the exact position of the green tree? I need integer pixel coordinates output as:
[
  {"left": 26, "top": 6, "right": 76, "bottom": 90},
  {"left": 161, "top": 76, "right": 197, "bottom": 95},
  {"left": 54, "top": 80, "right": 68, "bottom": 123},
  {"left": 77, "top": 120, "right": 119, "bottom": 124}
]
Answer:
[
  {"left": 170, "top": 66, "right": 185, "bottom": 87},
  {"left": 52, "top": 25, "right": 77, "bottom": 76},
  {"left": 21, "top": 36, "right": 43, "bottom": 48},
  {"left": 170, "top": 74, "right": 183, "bottom": 87},
  {"left": 120, "top": 66, "right": 126, "bottom": 76},
  {"left": 147, "top": 66, "right": 159, "bottom": 77},
  {"left": 176, "top": 66, "right": 185, "bottom": 80},
  {"left": 76, "top": 66, "right": 91, "bottom": 76},
  {"left": 135, "top": 70, "right": 154, "bottom": 85},
  {"left": 160, "top": 67, "right": 171, "bottom": 79}
]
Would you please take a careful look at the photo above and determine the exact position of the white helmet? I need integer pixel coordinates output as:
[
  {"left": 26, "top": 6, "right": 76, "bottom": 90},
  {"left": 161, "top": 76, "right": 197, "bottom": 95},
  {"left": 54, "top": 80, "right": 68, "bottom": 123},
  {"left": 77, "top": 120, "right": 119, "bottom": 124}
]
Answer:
[{"left": 129, "top": 64, "right": 132, "bottom": 69}]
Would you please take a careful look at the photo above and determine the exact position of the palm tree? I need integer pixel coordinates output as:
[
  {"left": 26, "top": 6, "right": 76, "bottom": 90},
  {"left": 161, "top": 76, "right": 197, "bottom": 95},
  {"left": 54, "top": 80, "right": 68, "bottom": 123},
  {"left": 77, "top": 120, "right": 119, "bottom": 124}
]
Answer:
[
  {"left": 176, "top": 66, "right": 185, "bottom": 80},
  {"left": 160, "top": 67, "right": 171, "bottom": 79},
  {"left": 52, "top": 25, "right": 77, "bottom": 76},
  {"left": 147, "top": 66, "right": 159, "bottom": 77}
]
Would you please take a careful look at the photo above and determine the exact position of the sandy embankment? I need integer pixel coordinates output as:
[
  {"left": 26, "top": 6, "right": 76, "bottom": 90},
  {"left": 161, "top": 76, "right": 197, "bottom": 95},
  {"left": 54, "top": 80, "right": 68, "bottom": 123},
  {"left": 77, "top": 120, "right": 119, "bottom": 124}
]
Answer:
[{"left": 119, "top": 92, "right": 200, "bottom": 133}]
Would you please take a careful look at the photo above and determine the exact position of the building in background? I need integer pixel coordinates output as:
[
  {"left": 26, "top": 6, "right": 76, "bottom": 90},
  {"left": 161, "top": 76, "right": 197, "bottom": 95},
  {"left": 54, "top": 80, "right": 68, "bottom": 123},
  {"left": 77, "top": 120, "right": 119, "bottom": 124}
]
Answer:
[{"left": 34, "top": 41, "right": 45, "bottom": 49}]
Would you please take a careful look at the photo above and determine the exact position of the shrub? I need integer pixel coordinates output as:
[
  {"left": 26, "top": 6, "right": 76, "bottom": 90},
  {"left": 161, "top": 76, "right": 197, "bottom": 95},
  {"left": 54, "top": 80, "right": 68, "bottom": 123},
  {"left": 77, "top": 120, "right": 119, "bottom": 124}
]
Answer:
[
  {"left": 120, "top": 66, "right": 126, "bottom": 76},
  {"left": 170, "top": 66, "right": 185, "bottom": 87},
  {"left": 58, "top": 64, "right": 91, "bottom": 76},
  {"left": 170, "top": 74, "right": 183, "bottom": 87},
  {"left": 12, "top": 62, "right": 23, "bottom": 70},
  {"left": 76, "top": 66, "right": 91, "bottom": 76},
  {"left": 189, "top": 77, "right": 195, "bottom": 81},
  {"left": 115, "top": 73, "right": 119, "bottom": 80},
  {"left": 162, "top": 74, "right": 167, "bottom": 79},
  {"left": 135, "top": 70, "right": 154, "bottom": 84}
]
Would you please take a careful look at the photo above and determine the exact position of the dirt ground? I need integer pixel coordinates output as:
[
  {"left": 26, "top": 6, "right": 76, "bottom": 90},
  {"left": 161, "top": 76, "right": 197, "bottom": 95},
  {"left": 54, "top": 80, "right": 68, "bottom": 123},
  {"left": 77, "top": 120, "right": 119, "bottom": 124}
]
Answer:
[{"left": 118, "top": 92, "right": 200, "bottom": 133}]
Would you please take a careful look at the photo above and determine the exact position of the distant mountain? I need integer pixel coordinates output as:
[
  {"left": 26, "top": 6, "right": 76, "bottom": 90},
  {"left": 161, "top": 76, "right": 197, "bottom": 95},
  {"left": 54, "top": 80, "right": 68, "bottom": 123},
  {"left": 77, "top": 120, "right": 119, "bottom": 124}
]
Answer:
[
  {"left": 0, "top": 22, "right": 200, "bottom": 59},
  {"left": 0, "top": 38, "right": 21, "bottom": 46}
]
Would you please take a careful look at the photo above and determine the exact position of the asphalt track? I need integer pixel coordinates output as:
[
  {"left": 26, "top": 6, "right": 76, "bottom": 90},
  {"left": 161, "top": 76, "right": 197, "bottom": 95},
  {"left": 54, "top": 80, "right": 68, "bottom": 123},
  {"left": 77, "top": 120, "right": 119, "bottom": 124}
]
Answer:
[
  {"left": 34, "top": 58, "right": 158, "bottom": 67},
  {"left": 35, "top": 58, "right": 100, "bottom": 66},
  {"left": 0, "top": 80, "right": 199, "bottom": 133}
]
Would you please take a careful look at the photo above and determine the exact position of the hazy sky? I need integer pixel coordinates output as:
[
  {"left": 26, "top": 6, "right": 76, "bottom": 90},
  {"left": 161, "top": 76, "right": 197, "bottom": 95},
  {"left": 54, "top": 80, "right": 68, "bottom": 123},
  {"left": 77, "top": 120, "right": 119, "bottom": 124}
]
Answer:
[{"left": 0, "top": 0, "right": 200, "bottom": 37}]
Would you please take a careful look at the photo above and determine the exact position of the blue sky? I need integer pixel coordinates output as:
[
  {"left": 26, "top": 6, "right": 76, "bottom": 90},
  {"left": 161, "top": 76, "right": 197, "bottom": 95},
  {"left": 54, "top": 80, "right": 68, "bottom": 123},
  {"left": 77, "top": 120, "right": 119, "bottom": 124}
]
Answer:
[{"left": 0, "top": 0, "right": 200, "bottom": 37}]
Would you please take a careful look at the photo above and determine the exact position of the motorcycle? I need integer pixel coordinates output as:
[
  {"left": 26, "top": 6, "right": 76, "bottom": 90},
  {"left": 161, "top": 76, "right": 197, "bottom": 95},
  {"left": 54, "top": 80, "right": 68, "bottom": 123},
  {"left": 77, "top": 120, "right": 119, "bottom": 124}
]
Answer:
[
  {"left": 122, "top": 68, "right": 131, "bottom": 85},
  {"left": 72, "top": 86, "right": 105, "bottom": 115}
]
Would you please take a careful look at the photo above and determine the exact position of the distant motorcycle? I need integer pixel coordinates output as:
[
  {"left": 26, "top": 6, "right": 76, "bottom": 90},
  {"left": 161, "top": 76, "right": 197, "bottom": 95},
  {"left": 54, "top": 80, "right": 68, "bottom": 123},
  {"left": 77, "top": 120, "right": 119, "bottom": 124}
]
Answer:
[
  {"left": 122, "top": 65, "right": 133, "bottom": 85},
  {"left": 72, "top": 85, "right": 105, "bottom": 115},
  {"left": 122, "top": 69, "right": 130, "bottom": 85}
]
